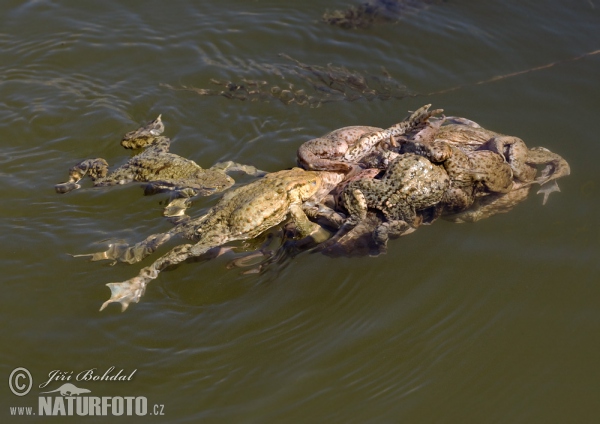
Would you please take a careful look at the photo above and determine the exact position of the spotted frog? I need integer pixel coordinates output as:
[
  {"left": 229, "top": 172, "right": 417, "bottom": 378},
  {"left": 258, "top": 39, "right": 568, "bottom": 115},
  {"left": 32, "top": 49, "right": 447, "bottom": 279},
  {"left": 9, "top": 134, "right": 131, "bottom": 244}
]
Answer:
[
  {"left": 296, "top": 104, "right": 442, "bottom": 173},
  {"left": 314, "top": 154, "right": 449, "bottom": 251}
]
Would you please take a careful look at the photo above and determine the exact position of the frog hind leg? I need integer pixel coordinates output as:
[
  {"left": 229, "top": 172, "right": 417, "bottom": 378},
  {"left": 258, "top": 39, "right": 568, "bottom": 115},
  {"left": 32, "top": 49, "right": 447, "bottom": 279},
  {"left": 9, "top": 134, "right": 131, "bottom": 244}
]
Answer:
[
  {"left": 289, "top": 204, "right": 332, "bottom": 244},
  {"left": 314, "top": 187, "right": 368, "bottom": 251},
  {"left": 527, "top": 147, "right": 571, "bottom": 184},
  {"left": 372, "top": 219, "right": 414, "bottom": 254},
  {"left": 100, "top": 238, "right": 220, "bottom": 311},
  {"left": 524, "top": 147, "right": 570, "bottom": 204},
  {"left": 74, "top": 230, "right": 176, "bottom": 265},
  {"left": 55, "top": 158, "right": 109, "bottom": 193}
]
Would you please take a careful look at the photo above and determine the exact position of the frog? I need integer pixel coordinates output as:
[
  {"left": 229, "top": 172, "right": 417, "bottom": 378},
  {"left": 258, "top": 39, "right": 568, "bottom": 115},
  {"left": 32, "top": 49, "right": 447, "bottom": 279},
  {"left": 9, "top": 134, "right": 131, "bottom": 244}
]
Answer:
[
  {"left": 296, "top": 104, "right": 443, "bottom": 174},
  {"left": 414, "top": 118, "right": 570, "bottom": 205},
  {"left": 89, "top": 167, "right": 344, "bottom": 311},
  {"left": 411, "top": 125, "right": 515, "bottom": 212},
  {"left": 55, "top": 115, "right": 265, "bottom": 217},
  {"left": 315, "top": 153, "right": 449, "bottom": 252},
  {"left": 390, "top": 113, "right": 570, "bottom": 208}
]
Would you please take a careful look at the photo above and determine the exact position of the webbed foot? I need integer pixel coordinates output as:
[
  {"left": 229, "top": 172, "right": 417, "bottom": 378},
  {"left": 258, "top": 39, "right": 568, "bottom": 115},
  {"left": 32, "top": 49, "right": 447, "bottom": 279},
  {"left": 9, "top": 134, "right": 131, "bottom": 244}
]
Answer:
[
  {"left": 100, "top": 276, "right": 147, "bottom": 312},
  {"left": 537, "top": 179, "right": 561, "bottom": 205}
]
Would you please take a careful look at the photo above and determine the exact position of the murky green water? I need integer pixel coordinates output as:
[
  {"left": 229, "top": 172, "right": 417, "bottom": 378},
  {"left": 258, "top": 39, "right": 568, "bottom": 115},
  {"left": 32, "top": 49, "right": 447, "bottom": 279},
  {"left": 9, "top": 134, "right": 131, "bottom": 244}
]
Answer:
[{"left": 2, "top": 1, "right": 599, "bottom": 422}]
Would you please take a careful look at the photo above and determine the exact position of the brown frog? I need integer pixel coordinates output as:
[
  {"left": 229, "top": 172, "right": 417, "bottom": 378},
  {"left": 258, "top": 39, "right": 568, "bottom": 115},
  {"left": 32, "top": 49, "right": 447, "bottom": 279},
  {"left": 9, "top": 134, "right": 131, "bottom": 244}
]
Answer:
[
  {"left": 392, "top": 114, "right": 570, "bottom": 208},
  {"left": 296, "top": 104, "right": 442, "bottom": 173},
  {"left": 89, "top": 167, "right": 344, "bottom": 311},
  {"left": 414, "top": 118, "right": 570, "bottom": 205}
]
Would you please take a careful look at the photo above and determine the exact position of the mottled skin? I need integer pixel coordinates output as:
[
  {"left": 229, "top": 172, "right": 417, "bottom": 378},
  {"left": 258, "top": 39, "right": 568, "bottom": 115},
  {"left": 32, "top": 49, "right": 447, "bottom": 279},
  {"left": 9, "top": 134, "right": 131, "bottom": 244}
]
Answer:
[
  {"left": 394, "top": 116, "right": 570, "bottom": 207},
  {"left": 433, "top": 121, "right": 569, "bottom": 203},
  {"left": 435, "top": 122, "right": 569, "bottom": 184},
  {"left": 297, "top": 125, "right": 382, "bottom": 172},
  {"left": 440, "top": 148, "right": 513, "bottom": 212},
  {"left": 314, "top": 154, "right": 448, "bottom": 252},
  {"left": 94, "top": 168, "right": 344, "bottom": 311},
  {"left": 55, "top": 115, "right": 264, "bottom": 216},
  {"left": 343, "top": 154, "right": 449, "bottom": 227},
  {"left": 296, "top": 104, "right": 442, "bottom": 173}
]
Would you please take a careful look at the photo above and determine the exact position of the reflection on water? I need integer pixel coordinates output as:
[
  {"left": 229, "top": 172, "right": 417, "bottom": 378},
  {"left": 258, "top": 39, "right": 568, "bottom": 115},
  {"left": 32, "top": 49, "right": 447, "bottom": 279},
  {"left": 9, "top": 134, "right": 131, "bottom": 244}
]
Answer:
[{"left": 1, "top": 0, "right": 599, "bottom": 422}]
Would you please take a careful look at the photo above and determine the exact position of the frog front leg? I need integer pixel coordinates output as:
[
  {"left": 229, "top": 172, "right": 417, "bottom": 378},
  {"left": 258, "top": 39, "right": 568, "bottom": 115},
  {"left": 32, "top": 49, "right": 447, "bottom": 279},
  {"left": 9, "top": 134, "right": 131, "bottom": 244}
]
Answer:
[
  {"left": 163, "top": 188, "right": 197, "bottom": 219},
  {"left": 55, "top": 158, "right": 109, "bottom": 193},
  {"left": 144, "top": 173, "right": 234, "bottom": 217},
  {"left": 289, "top": 204, "right": 332, "bottom": 243},
  {"left": 302, "top": 201, "right": 346, "bottom": 229},
  {"left": 372, "top": 219, "right": 415, "bottom": 253}
]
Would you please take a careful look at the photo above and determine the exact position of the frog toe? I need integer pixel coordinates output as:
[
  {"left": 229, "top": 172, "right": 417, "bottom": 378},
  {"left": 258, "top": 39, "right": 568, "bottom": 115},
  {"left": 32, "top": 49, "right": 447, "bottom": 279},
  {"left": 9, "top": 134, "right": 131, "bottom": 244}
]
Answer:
[{"left": 536, "top": 180, "right": 561, "bottom": 205}]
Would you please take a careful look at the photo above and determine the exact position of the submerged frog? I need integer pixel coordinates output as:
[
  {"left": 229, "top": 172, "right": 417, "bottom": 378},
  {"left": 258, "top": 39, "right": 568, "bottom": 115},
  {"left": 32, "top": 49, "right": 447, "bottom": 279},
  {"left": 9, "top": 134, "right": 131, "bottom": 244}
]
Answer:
[
  {"left": 443, "top": 185, "right": 533, "bottom": 224},
  {"left": 55, "top": 115, "right": 264, "bottom": 216},
  {"left": 90, "top": 167, "right": 344, "bottom": 311},
  {"left": 297, "top": 104, "right": 442, "bottom": 173}
]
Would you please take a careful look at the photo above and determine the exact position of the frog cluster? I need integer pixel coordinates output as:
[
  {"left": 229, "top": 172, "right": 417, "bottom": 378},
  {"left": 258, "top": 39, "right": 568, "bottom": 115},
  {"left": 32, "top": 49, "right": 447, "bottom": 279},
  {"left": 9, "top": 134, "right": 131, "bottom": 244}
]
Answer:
[
  {"left": 56, "top": 105, "right": 569, "bottom": 311},
  {"left": 299, "top": 105, "right": 569, "bottom": 255}
]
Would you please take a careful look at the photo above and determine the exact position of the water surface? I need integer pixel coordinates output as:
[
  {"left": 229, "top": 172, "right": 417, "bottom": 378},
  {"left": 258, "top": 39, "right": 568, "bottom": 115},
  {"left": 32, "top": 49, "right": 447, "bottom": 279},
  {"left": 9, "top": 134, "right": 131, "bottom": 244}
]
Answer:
[{"left": 1, "top": 1, "right": 599, "bottom": 422}]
